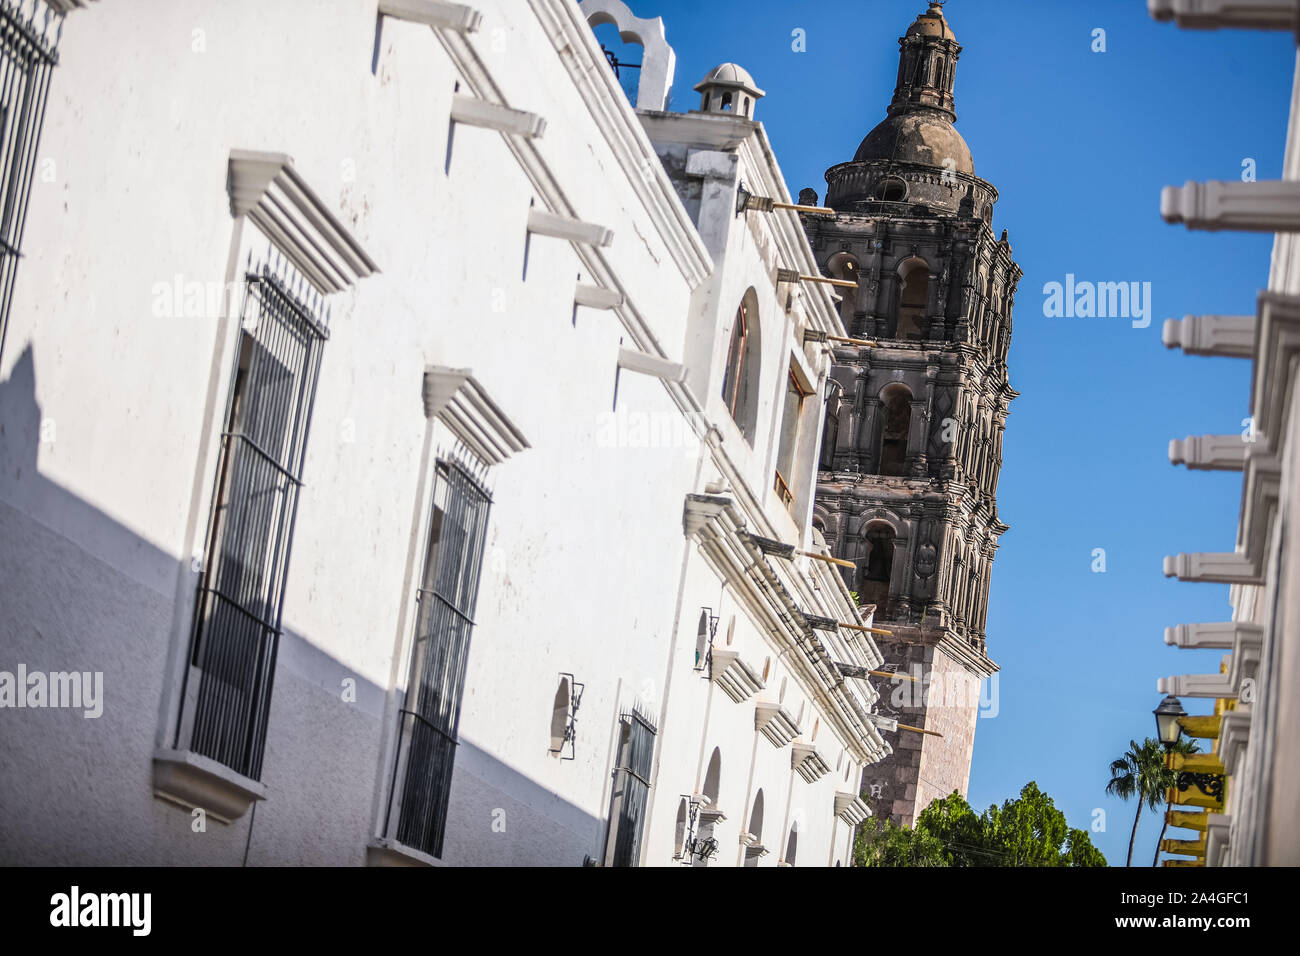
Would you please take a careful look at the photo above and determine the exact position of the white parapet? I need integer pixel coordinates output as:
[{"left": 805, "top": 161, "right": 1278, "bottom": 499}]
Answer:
[
  {"left": 1162, "top": 314, "right": 1255, "bottom": 357},
  {"left": 1169, "top": 434, "right": 1249, "bottom": 470},
  {"left": 1162, "top": 180, "right": 1300, "bottom": 232}
]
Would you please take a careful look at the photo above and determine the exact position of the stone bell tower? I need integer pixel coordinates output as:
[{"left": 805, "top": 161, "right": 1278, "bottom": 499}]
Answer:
[{"left": 802, "top": 2, "right": 1021, "bottom": 826}]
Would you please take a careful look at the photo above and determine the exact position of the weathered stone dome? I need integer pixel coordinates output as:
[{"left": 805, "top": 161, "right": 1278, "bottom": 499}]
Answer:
[
  {"left": 854, "top": 110, "right": 974, "bottom": 175},
  {"left": 906, "top": 2, "right": 956, "bottom": 40}
]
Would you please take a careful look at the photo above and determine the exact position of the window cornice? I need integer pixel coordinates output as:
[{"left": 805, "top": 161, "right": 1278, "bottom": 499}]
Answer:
[{"left": 227, "top": 150, "right": 380, "bottom": 295}]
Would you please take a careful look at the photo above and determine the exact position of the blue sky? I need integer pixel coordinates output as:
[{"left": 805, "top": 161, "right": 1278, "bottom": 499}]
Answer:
[{"left": 596, "top": 0, "right": 1295, "bottom": 865}]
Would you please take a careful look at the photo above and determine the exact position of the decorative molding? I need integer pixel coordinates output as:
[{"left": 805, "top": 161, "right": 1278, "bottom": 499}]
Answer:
[
  {"left": 527, "top": 208, "right": 613, "bottom": 247},
  {"left": 834, "top": 791, "right": 872, "bottom": 826},
  {"left": 1240, "top": 449, "right": 1281, "bottom": 573},
  {"left": 755, "top": 701, "right": 800, "bottom": 747},
  {"left": 710, "top": 648, "right": 764, "bottom": 703},
  {"left": 574, "top": 284, "right": 623, "bottom": 310},
  {"left": 1227, "top": 624, "right": 1264, "bottom": 695},
  {"left": 683, "top": 493, "right": 730, "bottom": 538},
  {"left": 227, "top": 150, "right": 379, "bottom": 295},
  {"left": 617, "top": 347, "right": 687, "bottom": 383},
  {"left": 1162, "top": 314, "right": 1255, "bottom": 357},
  {"left": 152, "top": 748, "right": 267, "bottom": 824},
  {"left": 450, "top": 94, "right": 546, "bottom": 138},
  {"left": 1162, "top": 551, "right": 1263, "bottom": 585},
  {"left": 422, "top": 366, "right": 530, "bottom": 466},
  {"left": 1162, "top": 180, "right": 1300, "bottom": 232},
  {"left": 1165, "top": 622, "right": 1260, "bottom": 649},
  {"left": 1149, "top": 0, "right": 1299, "bottom": 35},
  {"left": 378, "top": 0, "right": 482, "bottom": 32},
  {"left": 792, "top": 741, "right": 831, "bottom": 783},
  {"left": 577, "top": 0, "right": 676, "bottom": 111},
  {"left": 1251, "top": 293, "right": 1300, "bottom": 453},
  {"left": 738, "top": 830, "right": 769, "bottom": 857},
  {"left": 1219, "top": 709, "right": 1252, "bottom": 769},
  {"left": 1169, "top": 435, "right": 1248, "bottom": 470},
  {"left": 680, "top": 492, "right": 889, "bottom": 764},
  {"left": 1204, "top": 812, "right": 1231, "bottom": 868},
  {"left": 1157, "top": 671, "right": 1236, "bottom": 698},
  {"left": 698, "top": 806, "right": 727, "bottom": 826}
]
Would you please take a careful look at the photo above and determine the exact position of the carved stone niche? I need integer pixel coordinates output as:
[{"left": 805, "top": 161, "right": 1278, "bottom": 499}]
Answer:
[{"left": 912, "top": 538, "right": 940, "bottom": 601}]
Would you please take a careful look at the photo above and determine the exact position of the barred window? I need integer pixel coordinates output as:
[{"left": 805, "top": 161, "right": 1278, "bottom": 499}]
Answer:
[
  {"left": 180, "top": 269, "right": 327, "bottom": 780},
  {"left": 385, "top": 458, "right": 492, "bottom": 858},
  {"left": 0, "top": 1, "right": 62, "bottom": 361},
  {"left": 605, "top": 707, "right": 657, "bottom": 867}
]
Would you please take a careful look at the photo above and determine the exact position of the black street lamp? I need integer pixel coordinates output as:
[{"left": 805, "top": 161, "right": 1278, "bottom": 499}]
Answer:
[{"left": 1154, "top": 694, "right": 1186, "bottom": 751}]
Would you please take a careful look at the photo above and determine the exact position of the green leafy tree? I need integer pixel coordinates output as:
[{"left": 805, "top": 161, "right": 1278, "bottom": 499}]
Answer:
[
  {"left": 854, "top": 782, "right": 1106, "bottom": 867},
  {"left": 1105, "top": 737, "right": 1199, "bottom": 867}
]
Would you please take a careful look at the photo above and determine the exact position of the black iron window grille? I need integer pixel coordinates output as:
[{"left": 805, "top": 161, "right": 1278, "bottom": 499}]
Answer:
[
  {"left": 605, "top": 703, "right": 657, "bottom": 867},
  {"left": 384, "top": 456, "right": 492, "bottom": 858},
  {"left": 178, "top": 264, "right": 327, "bottom": 781},
  {"left": 0, "top": 1, "right": 62, "bottom": 362}
]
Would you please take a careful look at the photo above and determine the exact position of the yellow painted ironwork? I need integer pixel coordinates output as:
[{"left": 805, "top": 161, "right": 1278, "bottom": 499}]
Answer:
[
  {"left": 1165, "top": 785, "right": 1223, "bottom": 811},
  {"left": 1167, "top": 752, "right": 1226, "bottom": 775},
  {"left": 1166, "top": 809, "right": 1208, "bottom": 831},
  {"left": 1176, "top": 715, "right": 1221, "bottom": 739}
]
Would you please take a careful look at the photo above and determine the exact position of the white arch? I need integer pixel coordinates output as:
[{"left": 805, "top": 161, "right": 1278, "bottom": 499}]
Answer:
[{"left": 579, "top": 0, "right": 676, "bottom": 111}]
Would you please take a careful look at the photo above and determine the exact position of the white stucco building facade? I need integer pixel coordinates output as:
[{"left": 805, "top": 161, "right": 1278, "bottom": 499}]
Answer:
[
  {"left": 1153, "top": 0, "right": 1300, "bottom": 867},
  {"left": 0, "top": 0, "right": 892, "bottom": 866}
]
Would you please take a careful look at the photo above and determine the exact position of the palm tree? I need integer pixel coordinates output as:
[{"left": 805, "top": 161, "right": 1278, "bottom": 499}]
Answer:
[
  {"left": 1105, "top": 738, "right": 1167, "bottom": 867},
  {"left": 1150, "top": 737, "right": 1201, "bottom": 867}
]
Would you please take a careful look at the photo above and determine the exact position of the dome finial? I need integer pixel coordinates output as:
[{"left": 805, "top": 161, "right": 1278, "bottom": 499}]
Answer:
[{"left": 850, "top": 2, "right": 973, "bottom": 175}]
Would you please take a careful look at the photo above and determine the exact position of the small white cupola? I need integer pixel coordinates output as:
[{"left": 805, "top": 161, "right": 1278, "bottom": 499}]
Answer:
[{"left": 693, "top": 63, "right": 765, "bottom": 118}]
